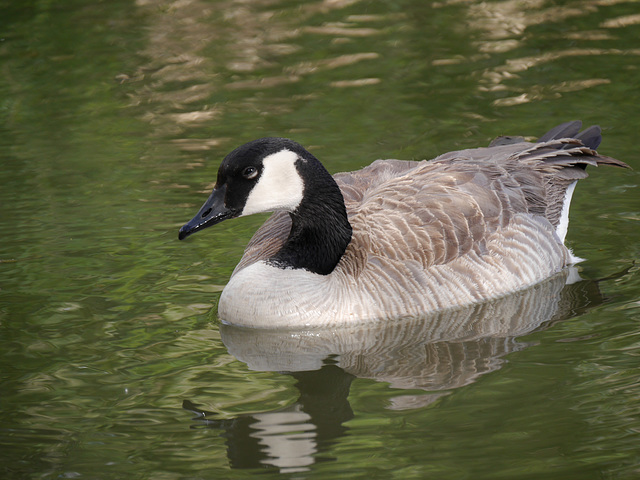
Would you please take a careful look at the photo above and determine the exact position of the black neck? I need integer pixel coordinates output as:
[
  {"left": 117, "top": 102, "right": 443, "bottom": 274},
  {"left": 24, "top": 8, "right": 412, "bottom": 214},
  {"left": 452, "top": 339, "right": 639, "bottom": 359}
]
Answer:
[{"left": 268, "top": 163, "right": 352, "bottom": 275}]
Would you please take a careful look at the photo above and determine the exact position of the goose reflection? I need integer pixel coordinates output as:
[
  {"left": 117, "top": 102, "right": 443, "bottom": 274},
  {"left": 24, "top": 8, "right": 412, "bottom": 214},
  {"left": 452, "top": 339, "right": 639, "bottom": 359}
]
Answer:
[{"left": 184, "top": 269, "right": 603, "bottom": 472}]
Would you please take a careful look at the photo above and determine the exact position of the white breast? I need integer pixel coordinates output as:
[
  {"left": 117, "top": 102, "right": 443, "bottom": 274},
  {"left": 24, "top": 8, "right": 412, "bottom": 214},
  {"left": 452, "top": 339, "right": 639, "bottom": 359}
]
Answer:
[{"left": 218, "top": 262, "right": 337, "bottom": 327}]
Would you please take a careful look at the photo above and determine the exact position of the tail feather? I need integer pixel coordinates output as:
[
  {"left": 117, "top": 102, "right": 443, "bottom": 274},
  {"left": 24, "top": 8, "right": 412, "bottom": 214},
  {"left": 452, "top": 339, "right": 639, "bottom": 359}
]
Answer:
[
  {"left": 537, "top": 122, "right": 629, "bottom": 168},
  {"left": 573, "top": 124, "right": 602, "bottom": 150},
  {"left": 511, "top": 122, "right": 630, "bottom": 243},
  {"left": 537, "top": 120, "right": 583, "bottom": 143}
]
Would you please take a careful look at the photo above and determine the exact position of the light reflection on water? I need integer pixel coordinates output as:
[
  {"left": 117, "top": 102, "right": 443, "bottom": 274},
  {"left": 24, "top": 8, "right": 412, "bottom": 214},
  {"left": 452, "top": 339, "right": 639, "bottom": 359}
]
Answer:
[{"left": 1, "top": 0, "right": 639, "bottom": 478}]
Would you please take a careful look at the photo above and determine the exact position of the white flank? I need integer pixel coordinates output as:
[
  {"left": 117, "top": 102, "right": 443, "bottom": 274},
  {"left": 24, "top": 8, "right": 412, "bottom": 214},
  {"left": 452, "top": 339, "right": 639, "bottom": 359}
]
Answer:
[
  {"left": 556, "top": 180, "right": 577, "bottom": 244},
  {"left": 241, "top": 149, "right": 304, "bottom": 216}
]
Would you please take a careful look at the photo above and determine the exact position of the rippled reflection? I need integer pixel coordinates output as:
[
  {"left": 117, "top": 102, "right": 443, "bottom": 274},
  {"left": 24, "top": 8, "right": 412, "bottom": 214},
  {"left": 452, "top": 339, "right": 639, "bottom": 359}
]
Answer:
[
  {"left": 185, "top": 269, "right": 603, "bottom": 472},
  {"left": 129, "top": 0, "right": 391, "bottom": 142},
  {"left": 126, "top": 0, "right": 640, "bottom": 147},
  {"left": 431, "top": 0, "right": 640, "bottom": 106}
]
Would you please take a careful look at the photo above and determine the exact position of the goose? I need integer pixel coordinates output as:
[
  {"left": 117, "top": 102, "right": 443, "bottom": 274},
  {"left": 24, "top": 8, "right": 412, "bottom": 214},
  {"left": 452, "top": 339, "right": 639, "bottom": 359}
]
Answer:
[{"left": 178, "top": 121, "right": 628, "bottom": 328}]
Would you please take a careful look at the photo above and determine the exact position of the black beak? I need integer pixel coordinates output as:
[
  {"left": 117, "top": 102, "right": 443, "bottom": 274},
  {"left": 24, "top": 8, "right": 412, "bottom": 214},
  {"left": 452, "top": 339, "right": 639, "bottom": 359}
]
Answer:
[{"left": 178, "top": 185, "right": 236, "bottom": 240}]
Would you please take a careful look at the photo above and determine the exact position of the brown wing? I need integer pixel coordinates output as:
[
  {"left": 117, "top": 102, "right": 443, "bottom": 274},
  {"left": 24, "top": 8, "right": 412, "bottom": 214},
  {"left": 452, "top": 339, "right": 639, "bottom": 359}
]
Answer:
[
  {"left": 342, "top": 137, "right": 628, "bottom": 276},
  {"left": 343, "top": 157, "right": 534, "bottom": 274}
]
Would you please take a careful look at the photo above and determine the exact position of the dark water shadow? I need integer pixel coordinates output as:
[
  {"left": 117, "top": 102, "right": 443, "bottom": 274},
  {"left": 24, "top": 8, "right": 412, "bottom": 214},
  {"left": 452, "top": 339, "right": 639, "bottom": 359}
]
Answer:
[{"left": 184, "top": 268, "right": 606, "bottom": 472}]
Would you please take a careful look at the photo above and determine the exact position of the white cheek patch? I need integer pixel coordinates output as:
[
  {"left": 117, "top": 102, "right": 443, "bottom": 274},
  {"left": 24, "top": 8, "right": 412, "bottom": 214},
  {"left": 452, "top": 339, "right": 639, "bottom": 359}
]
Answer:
[{"left": 241, "top": 149, "right": 304, "bottom": 216}]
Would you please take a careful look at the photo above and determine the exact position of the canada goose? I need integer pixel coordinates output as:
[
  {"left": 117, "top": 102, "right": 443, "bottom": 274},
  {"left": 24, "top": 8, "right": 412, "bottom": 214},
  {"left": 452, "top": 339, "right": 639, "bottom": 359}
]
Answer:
[{"left": 178, "top": 121, "right": 628, "bottom": 328}]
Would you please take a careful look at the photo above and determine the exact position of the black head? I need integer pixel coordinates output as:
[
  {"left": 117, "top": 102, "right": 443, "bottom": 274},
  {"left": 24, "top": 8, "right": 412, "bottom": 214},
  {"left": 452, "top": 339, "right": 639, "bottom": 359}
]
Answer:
[{"left": 178, "top": 138, "right": 313, "bottom": 240}]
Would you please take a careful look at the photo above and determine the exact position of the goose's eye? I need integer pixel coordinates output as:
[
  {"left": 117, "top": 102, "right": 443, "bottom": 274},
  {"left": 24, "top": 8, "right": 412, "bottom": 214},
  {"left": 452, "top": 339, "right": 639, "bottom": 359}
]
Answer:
[{"left": 242, "top": 166, "right": 258, "bottom": 179}]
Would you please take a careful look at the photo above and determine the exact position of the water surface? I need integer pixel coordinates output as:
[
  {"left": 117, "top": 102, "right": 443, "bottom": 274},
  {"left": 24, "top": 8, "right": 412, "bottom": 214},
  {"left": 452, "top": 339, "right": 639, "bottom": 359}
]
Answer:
[{"left": 1, "top": 0, "right": 639, "bottom": 478}]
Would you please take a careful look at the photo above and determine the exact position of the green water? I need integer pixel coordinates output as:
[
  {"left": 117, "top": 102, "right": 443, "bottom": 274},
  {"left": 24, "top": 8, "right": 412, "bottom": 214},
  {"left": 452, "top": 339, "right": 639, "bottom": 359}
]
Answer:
[{"left": 1, "top": 0, "right": 639, "bottom": 478}]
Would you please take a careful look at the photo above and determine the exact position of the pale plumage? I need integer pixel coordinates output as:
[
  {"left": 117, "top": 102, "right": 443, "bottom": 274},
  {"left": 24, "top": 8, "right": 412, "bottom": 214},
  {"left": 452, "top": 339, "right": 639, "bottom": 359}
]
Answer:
[{"left": 178, "top": 121, "right": 628, "bottom": 328}]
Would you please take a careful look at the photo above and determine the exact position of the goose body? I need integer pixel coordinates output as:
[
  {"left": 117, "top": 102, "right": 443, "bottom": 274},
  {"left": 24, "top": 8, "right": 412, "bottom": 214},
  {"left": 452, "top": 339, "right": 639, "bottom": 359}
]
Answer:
[{"left": 179, "top": 121, "right": 628, "bottom": 328}]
